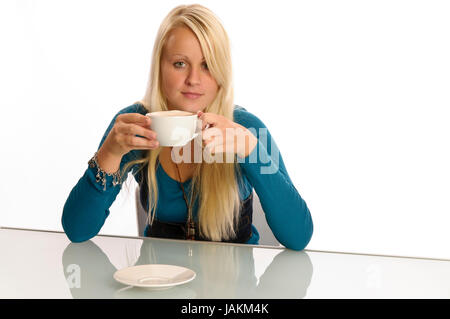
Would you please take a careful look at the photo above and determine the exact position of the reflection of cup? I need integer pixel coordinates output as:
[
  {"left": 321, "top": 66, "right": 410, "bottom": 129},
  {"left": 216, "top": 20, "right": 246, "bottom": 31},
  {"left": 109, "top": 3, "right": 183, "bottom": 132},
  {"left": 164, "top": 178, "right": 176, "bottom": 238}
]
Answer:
[{"left": 146, "top": 111, "right": 199, "bottom": 147}]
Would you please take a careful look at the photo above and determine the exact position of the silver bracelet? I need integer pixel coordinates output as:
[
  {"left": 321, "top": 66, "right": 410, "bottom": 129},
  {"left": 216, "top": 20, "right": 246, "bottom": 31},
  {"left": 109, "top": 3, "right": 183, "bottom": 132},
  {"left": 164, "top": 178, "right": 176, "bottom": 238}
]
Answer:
[{"left": 88, "top": 152, "right": 122, "bottom": 191}]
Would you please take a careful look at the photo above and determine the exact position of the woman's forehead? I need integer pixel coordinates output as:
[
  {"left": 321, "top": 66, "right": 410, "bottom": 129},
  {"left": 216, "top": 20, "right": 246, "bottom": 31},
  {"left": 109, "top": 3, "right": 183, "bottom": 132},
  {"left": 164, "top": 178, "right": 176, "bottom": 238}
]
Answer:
[{"left": 163, "top": 27, "right": 204, "bottom": 60}]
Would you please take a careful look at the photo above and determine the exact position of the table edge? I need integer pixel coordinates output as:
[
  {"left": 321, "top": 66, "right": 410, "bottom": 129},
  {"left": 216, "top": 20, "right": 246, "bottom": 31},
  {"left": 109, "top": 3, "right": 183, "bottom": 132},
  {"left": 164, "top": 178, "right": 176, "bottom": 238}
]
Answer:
[{"left": 3, "top": 226, "right": 450, "bottom": 262}]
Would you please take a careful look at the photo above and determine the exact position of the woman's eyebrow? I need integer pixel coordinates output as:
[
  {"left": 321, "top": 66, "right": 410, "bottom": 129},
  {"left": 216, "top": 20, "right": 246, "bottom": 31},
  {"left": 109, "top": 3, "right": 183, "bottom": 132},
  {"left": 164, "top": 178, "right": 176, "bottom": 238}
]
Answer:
[{"left": 172, "top": 54, "right": 206, "bottom": 61}]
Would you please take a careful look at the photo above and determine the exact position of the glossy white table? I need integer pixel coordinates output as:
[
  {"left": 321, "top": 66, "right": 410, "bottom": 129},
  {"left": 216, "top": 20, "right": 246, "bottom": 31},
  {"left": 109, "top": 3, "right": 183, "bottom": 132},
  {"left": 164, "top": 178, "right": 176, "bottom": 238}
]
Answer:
[{"left": 1, "top": 227, "right": 449, "bottom": 299}]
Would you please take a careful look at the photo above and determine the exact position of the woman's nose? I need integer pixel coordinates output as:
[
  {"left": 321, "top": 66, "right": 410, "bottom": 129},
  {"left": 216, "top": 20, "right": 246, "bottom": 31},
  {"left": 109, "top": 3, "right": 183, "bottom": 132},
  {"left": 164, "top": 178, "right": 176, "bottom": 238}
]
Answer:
[{"left": 186, "top": 66, "right": 201, "bottom": 86}]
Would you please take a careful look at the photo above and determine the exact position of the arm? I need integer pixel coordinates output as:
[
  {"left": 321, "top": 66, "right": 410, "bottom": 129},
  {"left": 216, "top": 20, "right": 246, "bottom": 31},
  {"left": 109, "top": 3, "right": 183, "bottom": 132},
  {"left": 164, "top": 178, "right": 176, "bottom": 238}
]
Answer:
[
  {"left": 61, "top": 104, "right": 148, "bottom": 242},
  {"left": 235, "top": 109, "right": 313, "bottom": 251}
]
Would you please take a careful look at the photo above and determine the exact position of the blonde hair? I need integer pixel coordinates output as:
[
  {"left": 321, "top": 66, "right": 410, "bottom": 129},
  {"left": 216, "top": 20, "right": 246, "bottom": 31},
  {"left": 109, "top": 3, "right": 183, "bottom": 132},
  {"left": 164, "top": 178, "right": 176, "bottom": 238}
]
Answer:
[{"left": 123, "top": 4, "right": 243, "bottom": 241}]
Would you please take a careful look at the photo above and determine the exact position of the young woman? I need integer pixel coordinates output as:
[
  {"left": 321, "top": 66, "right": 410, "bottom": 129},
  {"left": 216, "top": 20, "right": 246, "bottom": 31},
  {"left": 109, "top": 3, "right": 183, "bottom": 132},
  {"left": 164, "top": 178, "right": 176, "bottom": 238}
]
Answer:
[{"left": 62, "top": 4, "right": 313, "bottom": 251}]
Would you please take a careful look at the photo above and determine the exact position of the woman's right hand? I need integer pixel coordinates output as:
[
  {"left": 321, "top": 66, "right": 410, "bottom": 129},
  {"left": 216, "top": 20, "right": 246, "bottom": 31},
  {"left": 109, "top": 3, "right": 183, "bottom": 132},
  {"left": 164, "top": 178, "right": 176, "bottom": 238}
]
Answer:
[{"left": 101, "top": 113, "right": 159, "bottom": 158}]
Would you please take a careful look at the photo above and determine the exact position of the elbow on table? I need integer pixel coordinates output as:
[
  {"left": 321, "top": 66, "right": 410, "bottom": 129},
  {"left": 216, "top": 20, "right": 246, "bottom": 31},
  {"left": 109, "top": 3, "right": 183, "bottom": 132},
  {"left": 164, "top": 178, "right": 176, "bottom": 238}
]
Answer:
[
  {"left": 281, "top": 218, "right": 314, "bottom": 251},
  {"left": 290, "top": 227, "right": 313, "bottom": 251},
  {"left": 61, "top": 215, "right": 96, "bottom": 243}
]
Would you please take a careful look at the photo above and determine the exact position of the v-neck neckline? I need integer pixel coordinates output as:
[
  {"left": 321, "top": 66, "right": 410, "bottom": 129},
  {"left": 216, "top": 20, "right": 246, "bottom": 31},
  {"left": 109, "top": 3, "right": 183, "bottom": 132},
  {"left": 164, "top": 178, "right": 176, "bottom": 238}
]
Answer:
[{"left": 157, "top": 158, "right": 192, "bottom": 186}]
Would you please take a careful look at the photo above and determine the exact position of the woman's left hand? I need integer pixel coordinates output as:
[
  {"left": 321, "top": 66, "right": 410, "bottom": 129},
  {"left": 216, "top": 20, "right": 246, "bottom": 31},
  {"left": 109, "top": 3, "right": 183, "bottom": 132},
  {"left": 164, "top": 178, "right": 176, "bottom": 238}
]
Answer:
[{"left": 197, "top": 111, "right": 258, "bottom": 159}]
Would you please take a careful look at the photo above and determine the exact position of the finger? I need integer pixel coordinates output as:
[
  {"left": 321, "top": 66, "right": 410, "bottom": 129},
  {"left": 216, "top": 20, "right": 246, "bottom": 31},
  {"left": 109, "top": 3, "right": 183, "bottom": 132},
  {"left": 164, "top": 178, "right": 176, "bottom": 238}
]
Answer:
[
  {"left": 202, "top": 127, "right": 223, "bottom": 141},
  {"left": 203, "top": 134, "right": 224, "bottom": 152},
  {"left": 205, "top": 138, "right": 234, "bottom": 153},
  {"left": 198, "top": 112, "right": 218, "bottom": 130},
  {"left": 126, "top": 135, "right": 159, "bottom": 149},
  {"left": 117, "top": 123, "right": 157, "bottom": 140},
  {"left": 120, "top": 123, "right": 156, "bottom": 140},
  {"left": 118, "top": 113, "right": 151, "bottom": 127}
]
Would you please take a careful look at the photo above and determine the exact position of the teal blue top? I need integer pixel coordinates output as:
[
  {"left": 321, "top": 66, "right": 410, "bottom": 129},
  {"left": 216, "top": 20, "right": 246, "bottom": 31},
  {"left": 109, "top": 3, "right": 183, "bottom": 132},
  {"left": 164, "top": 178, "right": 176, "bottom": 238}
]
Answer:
[{"left": 61, "top": 103, "right": 313, "bottom": 250}]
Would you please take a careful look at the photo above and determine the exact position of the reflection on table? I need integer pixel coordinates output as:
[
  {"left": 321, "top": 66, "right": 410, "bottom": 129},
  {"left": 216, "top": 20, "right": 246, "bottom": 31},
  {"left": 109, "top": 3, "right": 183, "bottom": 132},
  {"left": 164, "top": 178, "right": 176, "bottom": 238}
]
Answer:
[
  {"left": 2, "top": 227, "right": 450, "bottom": 298},
  {"left": 0, "top": 228, "right": 311, "bottom": 299},
  {"left": 62, "top": 238, "right": 312, "bottom": 299}
]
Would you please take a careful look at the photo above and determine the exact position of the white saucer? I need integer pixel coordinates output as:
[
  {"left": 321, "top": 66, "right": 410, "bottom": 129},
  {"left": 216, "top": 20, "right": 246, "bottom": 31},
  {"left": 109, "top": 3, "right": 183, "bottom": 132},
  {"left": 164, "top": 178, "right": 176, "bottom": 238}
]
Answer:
[{"left": 113, "top": 264, "right": 196, "bottom": 289}]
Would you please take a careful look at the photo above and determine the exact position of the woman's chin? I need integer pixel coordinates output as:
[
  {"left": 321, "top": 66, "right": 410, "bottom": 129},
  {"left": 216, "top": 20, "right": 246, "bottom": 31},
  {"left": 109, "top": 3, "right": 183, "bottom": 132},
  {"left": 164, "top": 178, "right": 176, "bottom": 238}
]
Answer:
[{"left": 169, "top": 104, "right": 204, "bottom": 114}]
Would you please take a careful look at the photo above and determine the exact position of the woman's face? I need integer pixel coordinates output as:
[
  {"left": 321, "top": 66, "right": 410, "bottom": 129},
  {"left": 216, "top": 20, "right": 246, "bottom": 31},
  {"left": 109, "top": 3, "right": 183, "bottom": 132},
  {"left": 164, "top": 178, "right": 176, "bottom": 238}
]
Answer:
[{"left": 160, "top": 27, "right": 219, "bottom": 113}]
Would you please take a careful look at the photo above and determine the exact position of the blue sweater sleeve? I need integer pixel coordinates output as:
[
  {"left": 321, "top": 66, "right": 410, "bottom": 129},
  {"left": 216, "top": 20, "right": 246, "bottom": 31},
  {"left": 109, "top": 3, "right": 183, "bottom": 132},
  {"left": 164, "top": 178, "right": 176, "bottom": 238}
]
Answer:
[
  {"left": 234, "top": 107, "right": 313, "bottom": 251},
  {"left": 61, "top": 104, "right": 145, "bottom": 242}
]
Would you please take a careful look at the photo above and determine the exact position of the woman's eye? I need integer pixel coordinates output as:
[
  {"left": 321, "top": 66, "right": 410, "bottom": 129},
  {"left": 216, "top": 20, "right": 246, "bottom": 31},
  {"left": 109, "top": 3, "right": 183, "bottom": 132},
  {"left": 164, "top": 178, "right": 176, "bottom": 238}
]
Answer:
[
  {"left": 173, "top": 61, "right": 208, "bottom": 70},
  {"left": 174, "top": 61, "right": 185, "bottom": 68}
]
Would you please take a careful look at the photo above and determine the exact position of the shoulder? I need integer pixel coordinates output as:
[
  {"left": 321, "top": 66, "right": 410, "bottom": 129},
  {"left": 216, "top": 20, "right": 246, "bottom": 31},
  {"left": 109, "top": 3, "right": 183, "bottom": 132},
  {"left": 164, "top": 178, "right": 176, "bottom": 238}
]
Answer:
[{"left": 233, "top": 105, "right": 267, "bottom": 129}]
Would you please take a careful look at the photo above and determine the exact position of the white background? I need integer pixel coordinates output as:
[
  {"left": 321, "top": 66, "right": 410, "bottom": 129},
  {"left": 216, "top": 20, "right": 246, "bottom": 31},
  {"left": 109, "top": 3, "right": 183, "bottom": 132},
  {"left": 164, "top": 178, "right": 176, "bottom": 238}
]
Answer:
[{"left": 1, "top": 0, "right": 449, "bottom": 260}]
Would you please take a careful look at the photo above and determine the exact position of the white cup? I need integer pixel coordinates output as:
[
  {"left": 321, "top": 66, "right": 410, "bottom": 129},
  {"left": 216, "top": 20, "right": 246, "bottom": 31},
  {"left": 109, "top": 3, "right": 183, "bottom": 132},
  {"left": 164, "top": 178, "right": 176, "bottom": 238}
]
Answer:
[{"left": 146, "top": 110, "right": 199, "bottom": 147}]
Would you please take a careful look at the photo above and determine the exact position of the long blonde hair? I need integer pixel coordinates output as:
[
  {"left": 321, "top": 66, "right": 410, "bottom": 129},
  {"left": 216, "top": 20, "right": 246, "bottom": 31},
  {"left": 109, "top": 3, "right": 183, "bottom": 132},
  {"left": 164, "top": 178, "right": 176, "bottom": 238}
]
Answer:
[{"left": 123, "top": 4, "right": 243, "bottom": 241}]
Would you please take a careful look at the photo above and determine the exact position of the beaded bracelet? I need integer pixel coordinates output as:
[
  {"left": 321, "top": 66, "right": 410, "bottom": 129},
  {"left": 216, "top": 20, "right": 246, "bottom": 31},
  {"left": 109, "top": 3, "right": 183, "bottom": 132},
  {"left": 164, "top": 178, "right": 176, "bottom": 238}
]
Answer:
[{"left": 88, "top": 152, "right": 122, "bottom": 191}]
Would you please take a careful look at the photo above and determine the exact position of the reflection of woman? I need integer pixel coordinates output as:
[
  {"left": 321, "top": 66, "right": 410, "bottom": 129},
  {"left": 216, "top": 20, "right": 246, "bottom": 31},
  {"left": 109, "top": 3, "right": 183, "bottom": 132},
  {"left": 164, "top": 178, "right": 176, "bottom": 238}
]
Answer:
[
  {"left": 61, "top": 4, "right": 313, "bottom": 250},
  {"left": 135, "top": 240, "right": 257, "bottom": 298},
  {"left": 61, "top": 239, "right": 313, "bottom": 299},
  {"left": 62, "top": 240, "right": 124, "bottom": 299}
]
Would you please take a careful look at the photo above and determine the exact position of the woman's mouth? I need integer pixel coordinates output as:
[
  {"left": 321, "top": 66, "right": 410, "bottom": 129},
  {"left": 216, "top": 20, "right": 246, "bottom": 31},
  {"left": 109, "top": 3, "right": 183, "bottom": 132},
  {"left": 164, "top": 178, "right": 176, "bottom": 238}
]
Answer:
[{"left": 182, "top": 92, "right": 203, "bottom": 100}]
